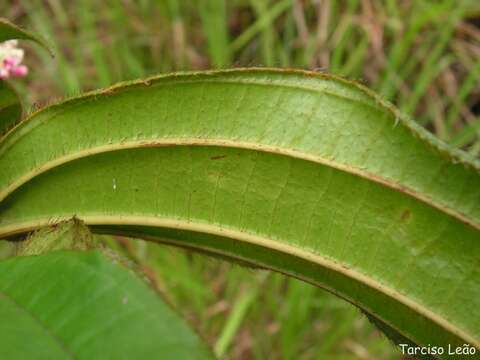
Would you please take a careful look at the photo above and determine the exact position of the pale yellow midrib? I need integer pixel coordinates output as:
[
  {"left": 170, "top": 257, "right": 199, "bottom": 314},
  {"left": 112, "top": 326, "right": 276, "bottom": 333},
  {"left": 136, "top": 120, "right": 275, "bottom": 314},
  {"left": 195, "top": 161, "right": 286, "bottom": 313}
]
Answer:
[
  {"left": 1, "top": 138, "right": 478, "bottom": 232},
  {"left": 0, "top": 214, "right": 477, "bottom": 348},
  {"left": 0, "top": 74, "right": 377, "bottom": 148},
  {"left": 116, "top": 231, "right": 454, "bottom": 351},
  {"left": 0, "top": 70, "right": 375, "bottom": 145}
]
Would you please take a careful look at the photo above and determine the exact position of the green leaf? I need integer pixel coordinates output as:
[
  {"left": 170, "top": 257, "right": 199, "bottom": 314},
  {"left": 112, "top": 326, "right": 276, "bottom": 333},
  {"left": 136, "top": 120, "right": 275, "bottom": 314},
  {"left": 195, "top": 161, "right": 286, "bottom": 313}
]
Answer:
[
  {"left": 0, "top": 80, "right": 22, "bottom": 135},
  {"left": 0, "top": 222, "right": 213, "bottom": 359},
  {"left": 0, "top": 18, "right": 51, "bottom": 53},
  {"left": 1, "top": 69, "right": 479, "bottom": 356}
]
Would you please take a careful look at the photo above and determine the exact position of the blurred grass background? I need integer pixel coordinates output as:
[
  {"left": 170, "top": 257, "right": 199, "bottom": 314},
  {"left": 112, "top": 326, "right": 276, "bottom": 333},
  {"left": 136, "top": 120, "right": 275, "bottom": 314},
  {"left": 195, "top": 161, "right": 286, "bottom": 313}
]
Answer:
[{"left": 1, "top": 0, "right": 480, "bottom": 359}]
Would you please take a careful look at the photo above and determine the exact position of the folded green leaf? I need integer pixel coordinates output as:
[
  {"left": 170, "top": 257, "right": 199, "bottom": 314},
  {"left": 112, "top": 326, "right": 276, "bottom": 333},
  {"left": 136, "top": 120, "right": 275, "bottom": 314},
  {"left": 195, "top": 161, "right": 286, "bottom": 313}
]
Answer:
[
  {"left": 1, "top": 69, "right": 479, "bottom": 357},
  {"left": 0, "top": 222, "right": 213, "bottom": 360}
]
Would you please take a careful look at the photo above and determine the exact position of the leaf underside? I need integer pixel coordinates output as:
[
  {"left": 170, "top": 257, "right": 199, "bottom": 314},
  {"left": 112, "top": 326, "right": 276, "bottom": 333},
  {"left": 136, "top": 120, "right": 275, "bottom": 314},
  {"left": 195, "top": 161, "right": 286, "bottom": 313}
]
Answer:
[
  {"left": 0, "top": 222, "right": 213, "bottom": 360},
  {"left": 0, "top": 69, "right": 479, "bottom": 357}
]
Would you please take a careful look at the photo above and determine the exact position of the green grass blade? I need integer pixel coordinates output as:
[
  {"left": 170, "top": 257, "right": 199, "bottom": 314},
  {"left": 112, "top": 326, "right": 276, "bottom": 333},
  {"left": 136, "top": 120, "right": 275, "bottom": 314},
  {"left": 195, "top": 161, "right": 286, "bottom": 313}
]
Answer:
[
  {"left": 214, "top": 286, "right": 258, "bottom": 357},
  {"left": 249, "top": 0, "right": 277, "bottom": 67},
  {"left": 230, "top": 0, "right": 292, "bottom": 54},
  {"left": 451, "top": 117, "right": 480, "bottom": 148},
  {"left": 20, "top": 1, "right": 81, "bottom": 94},
  {"left": 377, "top": 1, "right": 456, "bottom": 101},
  {"left": 200, "top": 0, "right": 231, "bottom": 68},
  {"left": 446, "top": 60, "right": 480, "bottom": 131}
]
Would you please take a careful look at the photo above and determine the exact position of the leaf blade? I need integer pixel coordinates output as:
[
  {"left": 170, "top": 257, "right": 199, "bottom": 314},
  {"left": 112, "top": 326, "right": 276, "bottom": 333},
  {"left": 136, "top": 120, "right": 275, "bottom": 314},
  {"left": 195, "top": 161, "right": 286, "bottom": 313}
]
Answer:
[
  {"left": 0, "top": 18, "right": 52, "bottom": 54},
  {"left": 1, "top": 145, "right": 478, "bottom": 352},
  {"left": 1, "top": 69, "right": 479, "bottom": 356},
  {"left": 1, "top": 69, "right": 478, "bottom": 228},
  {"left": 0, "top": 224, "right": 213, "bottom": 359}
]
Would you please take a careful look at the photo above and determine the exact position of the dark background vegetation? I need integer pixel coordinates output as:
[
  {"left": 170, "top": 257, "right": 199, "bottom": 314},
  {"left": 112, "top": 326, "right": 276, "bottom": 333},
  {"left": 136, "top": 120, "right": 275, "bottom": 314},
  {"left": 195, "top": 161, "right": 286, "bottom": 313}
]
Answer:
[{"left": 1, "top": 1, "right": 479, "bottom": 359}]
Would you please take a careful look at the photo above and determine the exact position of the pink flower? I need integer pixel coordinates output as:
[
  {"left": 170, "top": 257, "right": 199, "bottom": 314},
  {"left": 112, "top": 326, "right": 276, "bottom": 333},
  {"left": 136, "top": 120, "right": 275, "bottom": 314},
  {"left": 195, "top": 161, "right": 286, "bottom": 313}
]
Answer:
[
  {"left": 11, "top": 65, "right": 28, "bottom": 77},
  {"left": 0, "top": 40, "right": 28, "bottom": 79}
]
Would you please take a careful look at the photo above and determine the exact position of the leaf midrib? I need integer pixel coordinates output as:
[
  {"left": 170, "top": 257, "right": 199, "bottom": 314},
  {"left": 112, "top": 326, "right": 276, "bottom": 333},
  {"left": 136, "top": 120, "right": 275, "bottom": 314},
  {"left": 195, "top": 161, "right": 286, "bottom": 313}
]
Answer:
[
  {"left": 3, "top": 69, "right": 479, "bottom": 171},
  {"left": 2, "top": 214, "right": 478, "bottom": 348},
  {"left": 0, "top": 76, "right": 376, "bottom": 149},
  {"left": 0, "top": 291, "right": 74, "bottom": 359},
  {"left": 1, "top": 139, "right": 478, "bottom": 232}
]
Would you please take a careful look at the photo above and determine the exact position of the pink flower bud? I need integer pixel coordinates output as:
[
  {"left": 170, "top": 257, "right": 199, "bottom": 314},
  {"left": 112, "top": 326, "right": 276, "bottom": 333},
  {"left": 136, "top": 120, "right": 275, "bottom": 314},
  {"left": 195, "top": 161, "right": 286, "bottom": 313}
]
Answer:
[
  {"left": 3, "top": 57, "right": 17, "bottom": 68},
  {"left": 0, "top": 41, "right": 27, "bottom": 79},
  {"left": 11, "top": 65, "right": 28, "bottom": 77}
]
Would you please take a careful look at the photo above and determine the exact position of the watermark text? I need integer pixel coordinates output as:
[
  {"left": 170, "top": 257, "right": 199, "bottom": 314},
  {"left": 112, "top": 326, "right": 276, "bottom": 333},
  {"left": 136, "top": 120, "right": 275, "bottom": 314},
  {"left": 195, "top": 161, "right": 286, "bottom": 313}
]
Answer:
[{"left": 399, "top": 344, "right": 476, "bottom": 357}]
